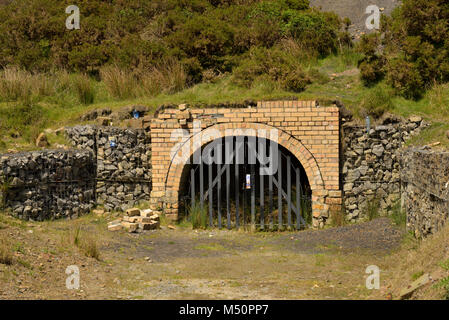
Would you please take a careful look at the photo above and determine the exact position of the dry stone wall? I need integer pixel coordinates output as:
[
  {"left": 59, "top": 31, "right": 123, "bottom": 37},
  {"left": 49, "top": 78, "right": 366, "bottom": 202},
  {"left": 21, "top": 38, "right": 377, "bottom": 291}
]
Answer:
[
  {"left": 0, "top": 150, "right": 95, "bottom": 220},
  {"left": 342, "top": 115, "right": 428, "bottom": 222},
  {"left": 65, "top": 125, "right": 152, "bottom": 211},
  {"left": 401, "top": 149, "right": 449, "bottom": 238}
]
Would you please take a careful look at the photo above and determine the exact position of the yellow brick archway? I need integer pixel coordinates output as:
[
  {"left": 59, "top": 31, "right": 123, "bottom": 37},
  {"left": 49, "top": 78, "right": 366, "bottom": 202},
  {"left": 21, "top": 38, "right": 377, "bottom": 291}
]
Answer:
[{"left": 149, "top": 101, "right": 342, "bottom": 228}]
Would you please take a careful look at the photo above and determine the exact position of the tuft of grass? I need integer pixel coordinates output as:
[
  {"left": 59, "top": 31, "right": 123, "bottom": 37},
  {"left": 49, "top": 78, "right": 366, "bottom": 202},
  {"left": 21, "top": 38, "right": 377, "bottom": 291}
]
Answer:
[
  {"left": 82, "top": 237, "right": 100, "bottom": 260},
  {"left": 73, "top": 74, "right": 95, "bottom": 105},
  {"left": 390, "top": 201, "right": 407, "bottom": 227},
  {"left": 358, "top": 84, "right": 394, "bottom": 118},
  {"left": 188, "top": 201, "right": 208, "bottom": 230},
  {"left": 364, "top": 198, "right": 380, "bottom": 221},
  {"left": 100, "top": 65, "right": 137, "bottom": 100},
  {"left": 195, "top": 243, "right": 226, "bottom": 251},
  {"left": 330, "top": 208, "right": 347, "bottom": 227},
  {"left": 411, "top": 271, "right": 424, "bottom": 281},
  {"left": 0, "top": 240, "right": 13, "bottom": 265},
  {"left": 433, "top": 259, "right": 449, "bottom": 300},
  {"left": 69, "top": 225, "right": 100, "bottom": 260}
]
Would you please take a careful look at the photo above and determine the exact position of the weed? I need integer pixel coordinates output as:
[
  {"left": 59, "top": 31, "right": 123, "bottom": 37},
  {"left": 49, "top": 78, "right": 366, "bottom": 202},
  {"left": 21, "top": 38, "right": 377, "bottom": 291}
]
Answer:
[
  {"left": 188, "top": 201, "right": 208, "bottom": 230},
  {"left": 411, "top": 271, "right": 424, "bottom": 281},
  {"left": 195, "top": 243, "right": 226, "bottom": 251},
  {"left": 330, "top": 208, "right": 346, "bottom": 227},
  {"left": 0, "top": 240, "right": 13, "bottom": 265},
  {"left": 73, "top": 74, "right": 95, "bottom": 105},
  {"left": 82, "top": 237, "right": 100, "bottom": 260},
  {"left": 100, "top": 65, "right": 137, "bottom": 100},
  {"left": 364, "top": 198, "right": 380, "bottom": 221},
  {"left": 433, "top": 259, "right": 449, "bottom": 300},
  {"left": 390, "top": 201, "right": 406, "bottom": 227},
  {"left": 69, "top": 225, "right": 100, "bottom": 260},
  {"left": 359, "top": 84, "right": 394, "bottom": 118},
  {"left": 17, "top": 258, "right": 32, "bottom": 270}
]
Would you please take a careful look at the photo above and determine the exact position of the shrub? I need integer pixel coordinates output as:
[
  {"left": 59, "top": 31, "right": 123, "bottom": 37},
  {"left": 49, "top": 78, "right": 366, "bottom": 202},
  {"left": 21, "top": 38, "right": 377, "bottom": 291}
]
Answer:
[
  {"left": 386, "top": 58, "right": 424, "bottom": 99},
  {"left": 359, "top": 0, "right": 449, "bottom": 98},
  {"left": 232, "top": 46, "right": 311, "bottom": 92},
  {"left": 0, "top": 0, "right": 346, "bottom": 89}
]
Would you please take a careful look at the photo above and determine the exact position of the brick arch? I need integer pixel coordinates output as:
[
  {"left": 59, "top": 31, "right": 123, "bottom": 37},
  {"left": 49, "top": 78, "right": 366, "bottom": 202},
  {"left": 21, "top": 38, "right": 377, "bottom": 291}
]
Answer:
[{"left": 165, "top": 122, "right": 324, "bottom": 195}]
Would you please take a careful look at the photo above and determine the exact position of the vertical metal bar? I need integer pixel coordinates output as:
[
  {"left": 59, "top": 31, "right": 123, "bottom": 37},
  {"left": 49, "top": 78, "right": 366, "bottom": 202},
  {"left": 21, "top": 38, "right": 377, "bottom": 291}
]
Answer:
[
  {"left": 217, "top": 163, "right": 222, "bottom": 229},
  {"left": 191, "top": 168, "right": 195, "bottom": 209},
  {"left": 296, "top": 167, "right": 301, "bottom": 230},
  {"left": 235, "top": 150, "right": 239, "bottom": 229},
  {"left": 251, "top": 163, "right": 255, "bottom": 229},
  {"left": 260, "top": 168, "right": 264, "bottom": 230},
  {"left": 208, "top": 163, "right": 213, "bottom": 227},
  {"left": 269, "top": 173, "right": 273, "bottom": 230},
  {"left": 287, "top": 155, "right": 292, "bottom": 229},
  {"left": 226, "top": 162, "right": 231, "bottom": 229},
  {"left": 278, "top": 152, "right": 282, "bottom": 229},
  {"left": 200, "top": 160, "right": 204, "bottom": 211}
]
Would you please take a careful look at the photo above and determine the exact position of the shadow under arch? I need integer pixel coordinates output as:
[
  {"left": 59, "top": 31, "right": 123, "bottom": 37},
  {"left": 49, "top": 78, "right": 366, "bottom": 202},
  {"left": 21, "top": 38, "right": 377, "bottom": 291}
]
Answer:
[{"left": 164, "top": 123, "right": 326, "bottom": 229}]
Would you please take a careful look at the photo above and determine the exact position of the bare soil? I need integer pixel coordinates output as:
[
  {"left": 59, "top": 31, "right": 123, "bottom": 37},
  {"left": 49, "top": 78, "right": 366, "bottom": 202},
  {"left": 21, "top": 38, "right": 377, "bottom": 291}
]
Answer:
[{"left": 0, "top": 214, "right": 410, "bottom": 300}]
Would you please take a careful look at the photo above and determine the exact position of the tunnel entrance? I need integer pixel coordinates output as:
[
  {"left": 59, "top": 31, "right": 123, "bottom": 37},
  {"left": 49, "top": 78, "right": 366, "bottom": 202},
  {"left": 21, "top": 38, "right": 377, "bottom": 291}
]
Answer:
[{"left": 178, "top": 136, "right": 312, "bottom": 230}]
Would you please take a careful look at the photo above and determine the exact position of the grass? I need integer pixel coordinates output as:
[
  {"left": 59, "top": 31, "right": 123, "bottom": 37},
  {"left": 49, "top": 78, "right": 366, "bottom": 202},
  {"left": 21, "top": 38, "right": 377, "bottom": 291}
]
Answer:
[
  {"left": 0, "top": 239, "right": 13, "bottom": 265},
  {"left": 389, "top": 201, "right": 407, "bottom": 227},
  {"left": 68, "top": 224, "right": 101, "bottom": 260},
  {"left": 433, "top": 259, "right": 449, "bottom": 300},
  {"left": 1, "top": 48, "right": 449, "bottom": 153},
  {"left": 380, "top": 222, "right": 449, "bottom": 299},
  {"left": 188, "top": 201, "right": 208, "bottom": 230},
  {"left": 365, "top": 198, "right": 381, "bottom": 221},
  {"left": 194, "top": 243, "right": 226, "bottom": 251}
]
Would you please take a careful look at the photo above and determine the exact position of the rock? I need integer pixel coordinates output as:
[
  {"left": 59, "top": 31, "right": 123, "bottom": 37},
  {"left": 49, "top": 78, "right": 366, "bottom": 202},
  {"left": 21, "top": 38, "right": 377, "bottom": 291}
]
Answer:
[
  {"left": 35, "top": 133, "right": 49, "bottom": 147},
  {"left": 55, "top": 127, "right": 65, "bottom": 135},
  {"left": 399, "top": 273, "right": 430, "bottom": 299},
  {"left": 108, "top": 224, "right": 122, "bottom": 232},
  {"left": 127, "top": 216, "right": 140, "bottom": 223},
  {"left": 121, "top": 221, "right": 138, "bottom": 233},
  {"left": 408, "top": 115, "right": 422, "bottom": 123},
  {"left": 93, "top": 209, "right": 105, "bottom": 216},
  {"left": 126, "top": 208, "right": 141, "bottom": 217},
  {"left": 140, "top": 209, "right": 153, "bottom": 217},
  {"left": 372, "top": 144, "right": 384, "bottom": 157},
  {"left": 343, "top": 183, "right": 354, "bottom": 192},
  {"left": 135, "top": 216, "right": 152, "bottom": 223},
  {"left": 139, "top": 221, "right": 160, "bottom": 230},
  {"left": 97, "top": 116, "right": 112, "bottom": 126},
  {"left": 346, "top": 169, "right": 360, "bottom": 183}
]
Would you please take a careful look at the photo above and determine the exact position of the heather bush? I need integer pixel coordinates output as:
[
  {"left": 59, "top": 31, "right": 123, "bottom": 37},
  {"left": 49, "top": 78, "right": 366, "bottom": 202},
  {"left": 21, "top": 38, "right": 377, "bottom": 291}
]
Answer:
[{"left": 359, "top": 0, "right": 449, "bottom": 98}]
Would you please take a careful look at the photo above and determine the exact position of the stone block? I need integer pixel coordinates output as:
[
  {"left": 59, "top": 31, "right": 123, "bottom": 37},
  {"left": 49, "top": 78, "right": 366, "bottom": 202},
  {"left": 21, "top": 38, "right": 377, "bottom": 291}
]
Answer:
[{"left": 126, "top": 208, "right": 141, "bottom": 217}]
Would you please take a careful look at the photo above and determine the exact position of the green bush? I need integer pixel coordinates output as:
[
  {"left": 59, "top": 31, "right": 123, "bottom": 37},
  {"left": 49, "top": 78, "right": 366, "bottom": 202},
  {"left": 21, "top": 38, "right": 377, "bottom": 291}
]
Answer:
[
  {"left": 0, "top": 0, "right": 346, "bottom": 89},
  {"left": 232, "top": 46, "right": 311, "bottom": 92},
  {"left": 359, "top": 0, "right": 449, "bottom": 98}
]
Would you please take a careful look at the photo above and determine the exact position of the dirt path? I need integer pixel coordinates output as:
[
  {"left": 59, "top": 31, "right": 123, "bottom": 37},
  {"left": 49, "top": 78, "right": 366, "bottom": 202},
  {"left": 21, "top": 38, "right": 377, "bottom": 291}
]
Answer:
[{"left": 0, "top": 214, "right": 403, "bottom": 299}]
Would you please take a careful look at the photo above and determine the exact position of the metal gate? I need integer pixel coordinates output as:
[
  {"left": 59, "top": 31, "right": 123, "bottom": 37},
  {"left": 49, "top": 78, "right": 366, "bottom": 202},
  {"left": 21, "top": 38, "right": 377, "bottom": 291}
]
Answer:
[{"left": 182, "top": 136, "right": 311, "bottom": 230}]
